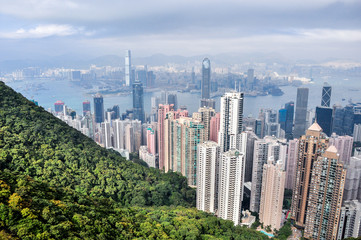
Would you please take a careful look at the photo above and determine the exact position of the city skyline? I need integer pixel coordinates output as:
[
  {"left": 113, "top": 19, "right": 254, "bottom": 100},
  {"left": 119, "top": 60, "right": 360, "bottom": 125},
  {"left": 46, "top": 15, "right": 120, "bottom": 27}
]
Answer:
[{"left": 1, "top": 0, "right": 361, "bottom": 239}]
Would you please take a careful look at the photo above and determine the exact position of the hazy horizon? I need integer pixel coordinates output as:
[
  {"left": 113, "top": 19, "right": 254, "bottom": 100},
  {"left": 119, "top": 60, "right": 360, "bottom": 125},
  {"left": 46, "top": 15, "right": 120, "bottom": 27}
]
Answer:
[{"left": 0, "top": 0, "right": 360, "bottom": 62}]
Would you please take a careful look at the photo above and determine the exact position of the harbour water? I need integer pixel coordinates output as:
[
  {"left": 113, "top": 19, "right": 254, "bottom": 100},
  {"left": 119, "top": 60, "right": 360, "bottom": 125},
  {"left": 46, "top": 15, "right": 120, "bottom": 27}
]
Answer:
[{"left": 6, "top": 76, "right": 361, "bottom": 118}]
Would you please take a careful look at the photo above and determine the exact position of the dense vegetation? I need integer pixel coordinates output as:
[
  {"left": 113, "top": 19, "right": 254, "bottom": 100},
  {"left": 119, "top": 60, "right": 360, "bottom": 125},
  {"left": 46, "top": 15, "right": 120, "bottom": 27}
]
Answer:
[
  {"left": 0, "top": 81, "right": 268, "bottom": 239},
  {"left": 0, "top": 171, "right": 268, "bottom": 239},
  {"left": 0, "top": 81, "right": 194, "bottom": 207}
]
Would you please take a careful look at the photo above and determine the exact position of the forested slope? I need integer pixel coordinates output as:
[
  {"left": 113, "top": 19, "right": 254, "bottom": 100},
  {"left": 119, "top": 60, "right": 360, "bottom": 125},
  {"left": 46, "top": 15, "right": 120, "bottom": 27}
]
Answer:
[
  {"left": 0, "top": 81, "right": 268, "bottom": 239},
  {"left": 0, "top": 81, "right": 194, "bottom": 207}
]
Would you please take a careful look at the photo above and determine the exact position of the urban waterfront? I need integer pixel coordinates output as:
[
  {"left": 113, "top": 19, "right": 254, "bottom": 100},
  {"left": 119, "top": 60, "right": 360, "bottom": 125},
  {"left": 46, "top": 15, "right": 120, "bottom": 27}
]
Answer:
[{"left": 6, "top": 75, "right": 361, "bottom": 117}]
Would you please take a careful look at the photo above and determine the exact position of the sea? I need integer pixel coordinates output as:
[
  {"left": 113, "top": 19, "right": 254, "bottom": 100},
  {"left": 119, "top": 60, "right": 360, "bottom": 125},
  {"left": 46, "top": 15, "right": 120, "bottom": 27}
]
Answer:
[{"left": 6, "top": 75, "right": 361, "bottom": 118}]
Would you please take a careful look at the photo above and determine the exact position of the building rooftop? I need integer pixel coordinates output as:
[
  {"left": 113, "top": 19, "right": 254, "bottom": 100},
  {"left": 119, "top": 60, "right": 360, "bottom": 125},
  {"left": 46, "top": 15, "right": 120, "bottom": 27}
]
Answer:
[
  {"left": 326, "top": 145, "right": 338, "bottom": 153},
  {"left": 308, "top": 122, "right": 323, "bottom": 132}
]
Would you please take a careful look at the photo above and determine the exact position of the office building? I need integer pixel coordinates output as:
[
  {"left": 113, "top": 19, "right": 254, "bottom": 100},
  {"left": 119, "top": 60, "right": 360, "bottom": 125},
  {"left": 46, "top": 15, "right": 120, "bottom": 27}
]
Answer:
[
  {"left": 337, "top": 200, "right": 361, "bottom": 239},
  {"left": 218, "top": 92, "right": 244, "bottom": 152},
  {"left": 125, "top": 50, "right": 131, "bottom": 86},
  {"left": 250, "top": 136, "right": 287, "bottom": 213},
  {"left": 167, "top": 93, "right": 178, "bottom": 110},
  {"left": 107, "top": 105, "right": 120, "bottom": 120},
  {"left": 247, "top": 69, "right": 254, "bottom": 90},
  {"left": 279, "top": 108, "right": 287, "bottom": 135},
  {"left": 293, "top": 87, "right": 309, "bottom": 139},
  {"left": 132, "top": 81, "right": 145, "bottom": 122},
  {"left": 354, "top": 124, "right": 361, "bottom": 142},
  {"left": 200, "top": 98, "right": 216, "bottom": 109},
  {"left": 196, "top": 141, "right": 220, "bottom": 213},
  {"left": 304, "top": 146, "right": 346, "bottom": 240},
  {"left": 54, "top": 100, "right": 65, "bottom": 113},
  {"left": 218, "top": 150, "right": 245, "bottom": 225},
  {"left": 285, "top": 101, "right": 295, "bottom": 139},
  {"left": 264, "top": 109, "right": 281, "bottom": 138},
  {"left": 343, "top": 156, "right": 361, "bottom": 202},
  {"left": 344, "top": 105, "right": 355, "bottom": 136},
  {"left": 94, "top": 94, "right": 104, "bottom": 124},
  {"left": 201, "top": 58, "right": 211, "bottom": 99},
  {"left": 290, "top": 122, "right": 329, "bottom": 228},
  {"left": 82, "top": 100, "right": 91, "bottom": 116},
  {"left": 285, "top": 139, "right": 299, "bottom": 190},
  {"left": 259, "top": 159, "right": 285, "bottom": 230},
  {"left": 321, "top": 82, "right": 332, "bottom": 107},
  {"left": 332, "top": 104, "right": 345, "bottom": 135},
  {"left": 329, "top": 134, "right": 353, "bottom": 165},
  {"left": 315, "top": 106, "right": 333, "bottom": 136}
]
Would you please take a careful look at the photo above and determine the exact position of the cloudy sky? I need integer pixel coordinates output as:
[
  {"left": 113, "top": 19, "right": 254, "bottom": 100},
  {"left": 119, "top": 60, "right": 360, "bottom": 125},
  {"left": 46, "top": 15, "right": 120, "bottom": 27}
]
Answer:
[{"left": 0, "top": 0, "right": 360, "bottom": 61}]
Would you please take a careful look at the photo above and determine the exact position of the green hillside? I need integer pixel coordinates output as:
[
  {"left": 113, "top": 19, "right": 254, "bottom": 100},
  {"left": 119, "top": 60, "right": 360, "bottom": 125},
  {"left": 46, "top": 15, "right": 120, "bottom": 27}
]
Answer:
[
  {"left": 0, "top": 81, "right": 194, "bottom": 207},
  {"left": 0, "top": 81, "right": 268, "bottom": 239}
]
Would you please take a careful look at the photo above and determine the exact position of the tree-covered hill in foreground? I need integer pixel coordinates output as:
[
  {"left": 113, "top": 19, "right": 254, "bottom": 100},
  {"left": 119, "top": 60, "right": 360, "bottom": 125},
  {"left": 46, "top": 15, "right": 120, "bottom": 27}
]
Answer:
[
  {"left": 0, "top": 81, "right": 268, "bottom": 239},
  {"left": 0, "top": 171, "right": 268, "bottom": 239},
  {"left": 0, "top": 81, "right": 194, "bottom": 207}
]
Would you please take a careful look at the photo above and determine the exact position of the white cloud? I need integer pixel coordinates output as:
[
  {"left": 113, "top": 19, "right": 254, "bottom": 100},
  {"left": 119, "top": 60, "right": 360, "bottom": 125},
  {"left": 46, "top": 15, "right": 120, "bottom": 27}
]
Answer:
[
  {"left": 0, "top": 24, "right": 85, "bottom": 39},
  {"left": 74, "top": 28, "right": 361, "bottom": 59},
  {"left": 0, "top": 0, "right": 358, "bottom": 22},
  {"left": 295, "top": 29, "right": 361, "bottom": 42}
]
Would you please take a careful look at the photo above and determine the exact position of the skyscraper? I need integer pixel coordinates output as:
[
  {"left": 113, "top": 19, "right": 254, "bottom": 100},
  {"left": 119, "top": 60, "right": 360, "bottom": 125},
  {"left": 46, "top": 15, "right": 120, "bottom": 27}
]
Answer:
[
  {"left": 293, "top": 87, "right": 309, "bottom": 139},
  {"left": 259, "top": 159, "right": 285, "bottom": 230},
  {"left": 82, "top": 100, "right": 91, "bottom": 116},
  {"left": 343, "top": 155, "right": 361, "bottom": 202},
  {"left": 132, "top": 81, "right": 145, "bottom": 122},
  {"left": 285, "top": 139, "right": 299, "bottom": 190},
  {"left": 94, "top": 93, "right": 104, "bottom": 123},
  {"left": 315, "top": 106, "right": 333, "bottom": 136},
  {"left": 196, "top": 141, "right": 220, "bottom": 213},
  {"left": 157, "top": 104, "right": 174, "bottom": 170},
  {"left": 337, "top": 200, "right": 361, "bottom": 239},
  {"left": 101, "top": 121, "right": 112, "bottom": 148},
  {"left": 218, "top": 150, "right": 245, "bottom": 225},
  {"left": 54, "top": 100, "right": 65, "bottom": 113},
  {"left": 196, "top": 107, "right": 216, "bottom": 141},
  {"left": 201, "top": 58, "right": 211, "bottom": 99},
  {"left": 218, "top": 92, "right": 244, "bottom": 152},
  {"left": 244, "top": 131, "right": 258, "bottom": 182},
  {"left": 167, "top": 93, "right": 178, "bottom": 110},
  {"left": 125, "top": 50, "right": 131, "bottom": 86},
  {"left": 264, "top": 109, "right": 281, "bottom": 137},
  {"left": 250, "top": 136, "right": 287, "bottom": 212},
  {"left": 321, "top": 82, "right": 332, "bottom": 107},
  {"left": 329, "top": 134, "right": 354, "bottom": 165},
  {"left": 285, "top": 101, "right": 294, "bottom": 139},
  {"left": 247, "top": 69, "right": 254, "bottom": 90},
  {"left": 290, "top": 122, "right": 328, "bottom": 228},
  {"left": 210, "top": 113, "right": 220, "bottom": 143},
  {"left": 304, "top": 146, "right": 346, "bottom": 240}
]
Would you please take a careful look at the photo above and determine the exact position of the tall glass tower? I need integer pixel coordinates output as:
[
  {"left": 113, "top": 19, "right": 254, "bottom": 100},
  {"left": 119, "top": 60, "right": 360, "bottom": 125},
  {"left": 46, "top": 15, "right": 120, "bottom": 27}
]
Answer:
[
  {"left": 125, "top": 50, "right": 131, "bottom": 86},
  {"left": 132, "top": 81, "right": 144, "bottom": 123},
  {"left": 321, "top": 82, "right": 332, "bottom": 107},
  {"left": 201, "top": 58, "right": 211, "bottom": 99},
  {"left": 94, "top": 93, "right": 104, "bottom": 123},
  {"left": 293, "top": 87, "right": 309, "bottom": 139}
]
